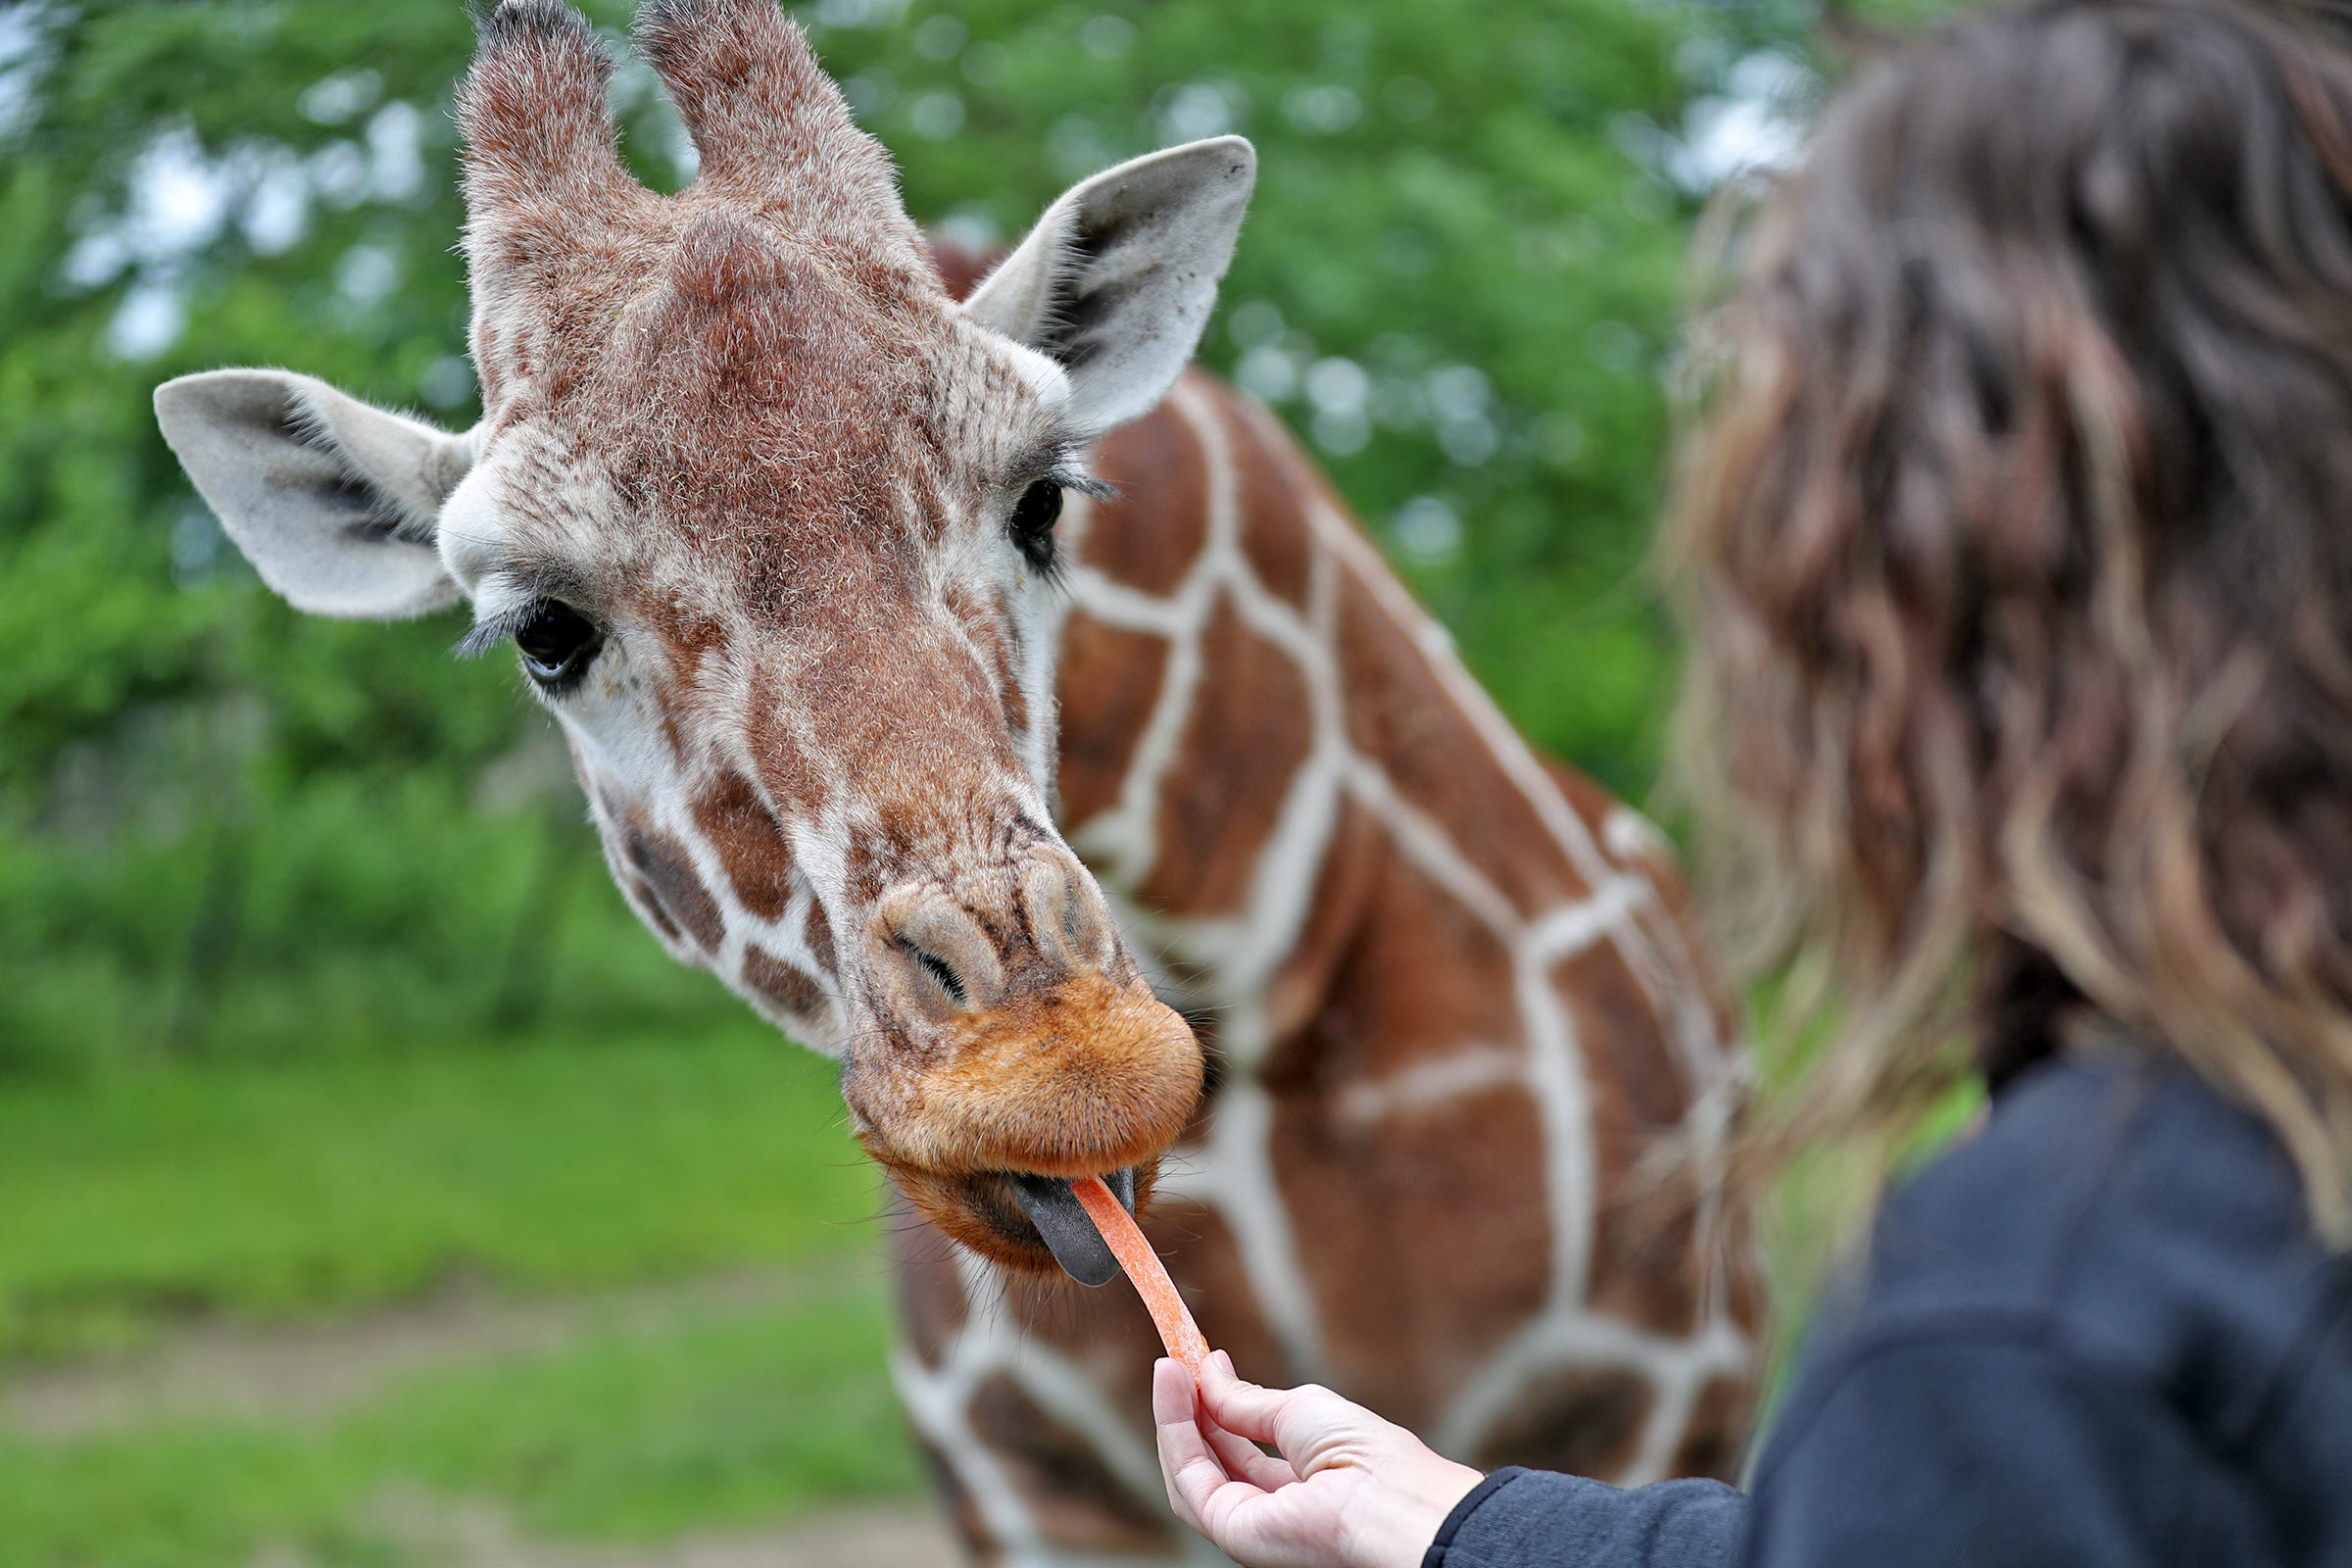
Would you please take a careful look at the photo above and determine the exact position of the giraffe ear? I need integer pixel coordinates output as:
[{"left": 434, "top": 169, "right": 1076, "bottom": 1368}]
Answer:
[
  {"left": 963, "top": 136, "right": 1255, "bottom": 437},
  {"left": 154, "top": 368, "right": 473, "bottom": 620}
]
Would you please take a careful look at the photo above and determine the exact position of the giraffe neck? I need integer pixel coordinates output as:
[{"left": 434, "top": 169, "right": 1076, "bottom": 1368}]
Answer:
[{"left": 1053, "top": 371, "right": 1745, "bottom": 1390}]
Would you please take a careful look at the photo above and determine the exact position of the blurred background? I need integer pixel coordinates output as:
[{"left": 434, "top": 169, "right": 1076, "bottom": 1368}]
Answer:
[{"left": 0, "top": 0, "right": 1863, "bottom": 1561}]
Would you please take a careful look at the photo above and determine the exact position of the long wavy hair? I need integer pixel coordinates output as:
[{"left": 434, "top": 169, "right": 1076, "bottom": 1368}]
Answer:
[{"left": 1669, "top": 0, "right": 2352, "bottom": 1235}]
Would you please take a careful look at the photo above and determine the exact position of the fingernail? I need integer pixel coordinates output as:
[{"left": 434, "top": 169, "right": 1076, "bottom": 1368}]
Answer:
[{"left": 1212, "top": 1349, "right": 1236, "bottom": 1377}]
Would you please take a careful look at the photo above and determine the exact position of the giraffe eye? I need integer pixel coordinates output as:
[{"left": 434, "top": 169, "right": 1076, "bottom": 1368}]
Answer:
[
  {"left": 1007, "top": 479, "right": 1063, "bottom": 572},
  {"left": 514, "top": 600, "right": 604, "bottom": 693}
]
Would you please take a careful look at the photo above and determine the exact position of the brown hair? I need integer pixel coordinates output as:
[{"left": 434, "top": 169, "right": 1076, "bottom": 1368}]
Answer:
[{"left": 1670, "top": 0, "right": 2352, "bottom": 1235}]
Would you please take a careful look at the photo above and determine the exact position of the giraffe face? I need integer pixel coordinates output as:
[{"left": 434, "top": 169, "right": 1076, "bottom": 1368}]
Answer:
[{"left": 150, "top": 0, "right": 1255, "bottom": 1280}]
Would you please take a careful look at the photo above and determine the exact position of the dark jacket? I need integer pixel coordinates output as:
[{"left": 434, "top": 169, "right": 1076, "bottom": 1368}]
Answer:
[{"left": 1424, "top": 1050, "right": 2352, "bottom": 1567}]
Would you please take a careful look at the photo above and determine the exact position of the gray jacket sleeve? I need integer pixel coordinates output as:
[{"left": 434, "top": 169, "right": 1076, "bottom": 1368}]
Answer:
[
  {"left": 1422, "top": 1468, "right": 1745, "bottom": 1568},
  {"left": 1423, "top": 1329, "right": 2208, "bottom": 1568}
]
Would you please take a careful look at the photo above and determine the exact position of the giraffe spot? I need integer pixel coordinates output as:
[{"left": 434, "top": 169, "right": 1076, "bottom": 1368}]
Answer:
[
  {"left": 649, "top": 599, "right": 727, "bottom": 684},
  {"left": 741, "top": 945, "right": 826, "bottom": 1019},
  {"left": 690, "top": 769, "right": 793, "bottom": 921},
  {"left": 1671, "top": 1373, "right": 1757, "bottom": 1483},
  {"left": 1334, "top": 574, "right": 1592, "bottom": 919},
  {"left": 1259, "top": 807, "right": 1390, "bottom": 1066},
  {"left": 621, "top": 871, "right": 683, "bottom": 946},
  {"left": 622, "top": 823, "right": 726, "bottom": 953},
  {"left": 1149, "top": 595, "right": 1316, "bottom": 916},
  {"left": 801, "top": 899, "right": 837, "bottom": 975},
  {"left": 1552, "top": 945, "right": 1693, "bottom": 1129},
  {"left": 1228, "top": 393, "right": 1320, "bottom": 610},
  {"left": 1273, "top": 1071, "right": 1553, "bottom": 1429},
  {"left": 1552, "top": 943, "right": 1704, "bottom": 1339},
  {"left": 1260, "top": 853, "right": 1551, "bottom": 1424},
  {"left": 1469, "top": 1365, "right": 1656, "bottom": 1479},
  {"left": 1084, "top": 397, "right": 1208, "bottom": 598},
  {"left": 968, "top": 1371, "right": 1175, "bottom": 1554},
  {"left": 1054, "top": 612, "right": 1170, "bottom": 830}
]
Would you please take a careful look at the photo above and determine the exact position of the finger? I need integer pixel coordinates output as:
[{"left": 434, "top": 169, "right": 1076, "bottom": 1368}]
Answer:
[
  {"left": 1160, "top": 1407, "right": 1271, "bottom": 1551},
  {"left": 1198, "top": 1357, "right": 1298, "bottom": 1445},
  {"left": 1150, "top": 1355, "right": 1197, "bottom": 1430},
  {"left": 1202, "top": 1412, "right": 1298, "bottom": 1491},
  {"left": 1152, "top": 1359, "right": 1225, "bottom": 1533},
  {"left": 1271, "top": 1384, "right": 1391, "bottom": 1476}
]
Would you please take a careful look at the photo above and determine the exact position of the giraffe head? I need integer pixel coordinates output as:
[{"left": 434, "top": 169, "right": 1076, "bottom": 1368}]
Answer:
[{"left": 150, "top": 0, "right": 1254, "bottom": 1282}]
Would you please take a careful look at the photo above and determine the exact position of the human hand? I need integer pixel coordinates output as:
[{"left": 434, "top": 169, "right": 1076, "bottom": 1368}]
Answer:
[{"left": 1152, "top": 1350, "right": 1485, "bottom": 1568}]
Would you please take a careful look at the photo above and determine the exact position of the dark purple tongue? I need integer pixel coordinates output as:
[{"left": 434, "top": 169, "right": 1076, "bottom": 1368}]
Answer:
[{"left": 1009, "top": 1169, "right": 1136, "bottom": 1287}]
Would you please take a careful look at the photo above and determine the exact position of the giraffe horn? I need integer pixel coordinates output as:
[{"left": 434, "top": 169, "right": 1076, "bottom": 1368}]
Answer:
[
  {"left": 632, "top": 0, "right": 915, "bottom": 247},
  {"left": 457, "top": 1, "right": 649, "bottom": 291}
]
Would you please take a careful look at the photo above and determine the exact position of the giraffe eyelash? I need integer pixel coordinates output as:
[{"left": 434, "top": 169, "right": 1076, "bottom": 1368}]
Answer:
[
  {"left": 454, "top": 601, "right": 541, "bottom": 660},
  {"left": 1055, "top": 466, "right": 1116, "bottom": 501}
]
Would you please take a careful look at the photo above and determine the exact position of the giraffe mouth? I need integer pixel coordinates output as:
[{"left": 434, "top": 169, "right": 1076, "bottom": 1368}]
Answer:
[{"left": 1006, "top": 1168, "right": 1136, "bottom": 1287}]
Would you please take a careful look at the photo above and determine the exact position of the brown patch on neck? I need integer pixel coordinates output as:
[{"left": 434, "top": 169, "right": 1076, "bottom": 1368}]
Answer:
[
  {"left": 1671, "top": 1374, "right": 1756, "bottom": 1483},
  {"left": 1054, "top": 614, "right": 1171, "bottom": 829},
  {"left": 968, "top": 1372, "right": 1177, "bottom": 1553},
  {"left": 1148, "top": 596, "right": 1316, "bottom": 915},
  {"left": 1084, "top": 397, "right": 1210, "bottom": 598},
  {"left": 1554, "top": 942, "right": 1703, "bottom": 1338},
  {"left": 1333, "top": 567, "right": 1590, "bottom": 918},
  {"left": 1469, "top": 1366, "right": 1656, "bottom": 1479},
  {"left": 1226, "top": 394, "right": 1320, "bottom": 609},
  {"left": 1259, "top": 798, "right": 1386, "bottom": 1052}
]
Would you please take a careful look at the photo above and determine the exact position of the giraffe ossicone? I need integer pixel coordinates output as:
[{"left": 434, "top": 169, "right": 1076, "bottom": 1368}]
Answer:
[
  {"left": 152, "top": 0, "right": 1252, "bottom": 1281},
  {"left": 152, "top": 2, "right": 1768, "bottom": 1559}
]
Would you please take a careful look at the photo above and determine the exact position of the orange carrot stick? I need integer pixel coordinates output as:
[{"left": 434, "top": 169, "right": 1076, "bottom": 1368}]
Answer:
[{"left": 1072, "top": 1175, "right": 1212, "bottom": 1374}]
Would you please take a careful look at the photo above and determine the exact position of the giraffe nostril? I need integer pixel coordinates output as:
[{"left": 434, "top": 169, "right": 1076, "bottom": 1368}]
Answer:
[
  {"left": 876, "top": 885, "right": 1004, "bottom": 1013},
  {"left": 910, "top": 944, "right": 970, "bottom": 1007}
]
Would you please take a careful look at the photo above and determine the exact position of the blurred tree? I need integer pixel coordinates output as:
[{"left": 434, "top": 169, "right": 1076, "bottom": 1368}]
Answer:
[{"left": 0, "top": 0, "right": 1818, "bottom": 1069}]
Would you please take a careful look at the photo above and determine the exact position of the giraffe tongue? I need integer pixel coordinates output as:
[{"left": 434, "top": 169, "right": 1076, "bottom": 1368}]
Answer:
[{"left": 1009, "top": 1170, "right": 1135, "bottom": 1287}]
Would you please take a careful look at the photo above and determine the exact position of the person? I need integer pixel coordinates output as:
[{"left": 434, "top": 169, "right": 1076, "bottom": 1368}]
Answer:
[{"left": 1149, "top": 0, "right": 2352, "bottom": 1562}]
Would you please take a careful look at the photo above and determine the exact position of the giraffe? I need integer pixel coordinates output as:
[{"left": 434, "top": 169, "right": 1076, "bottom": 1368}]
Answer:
[
  {"left": 150, "top": 3, "right": 1762, "bottom": 1563},
  {"left": 892, "top": 256, "right": 1760, "bottom": 1566}
]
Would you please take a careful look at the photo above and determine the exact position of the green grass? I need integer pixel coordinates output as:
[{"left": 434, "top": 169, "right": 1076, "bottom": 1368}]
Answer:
[
  {"left": 0, "top": 1280, "right": 922, "bottom": 1568},
  {"left": 0, "top": 1025, "right": 924, "bottom": 1567},
  {"left": 0, "top": 1023, "right": 886, "bottom": 1360}
]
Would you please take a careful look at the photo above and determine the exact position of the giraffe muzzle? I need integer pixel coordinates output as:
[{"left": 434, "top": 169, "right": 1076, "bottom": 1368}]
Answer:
[{"left": 845, "top": 862, "right": 1204, "bottom": 1277}]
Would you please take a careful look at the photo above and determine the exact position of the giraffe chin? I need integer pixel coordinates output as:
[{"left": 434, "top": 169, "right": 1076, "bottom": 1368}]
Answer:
[{"left": 874, "top": 1156, "right": 1165, "bottom": 1283}]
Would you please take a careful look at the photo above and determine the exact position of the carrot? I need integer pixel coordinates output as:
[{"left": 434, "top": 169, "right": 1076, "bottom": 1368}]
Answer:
[{"left": 1072, "top": 1174, "right": 1212, "bottom": 1374}]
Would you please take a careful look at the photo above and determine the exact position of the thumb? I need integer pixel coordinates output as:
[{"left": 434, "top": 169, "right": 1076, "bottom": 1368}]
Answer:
[
  {"left": 1197, "top": 1353, "right": 1301, "bottom": 1445},
  {"left": 1202, "top": 1359, "right": 1386, "bottom": 1474}
]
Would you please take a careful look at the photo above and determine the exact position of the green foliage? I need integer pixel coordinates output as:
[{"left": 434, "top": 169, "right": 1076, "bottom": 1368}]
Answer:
[{"left": 0, "top": 0, "right": 1790, "bottom": 1071}]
